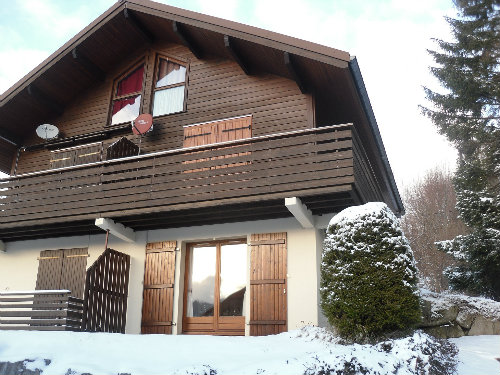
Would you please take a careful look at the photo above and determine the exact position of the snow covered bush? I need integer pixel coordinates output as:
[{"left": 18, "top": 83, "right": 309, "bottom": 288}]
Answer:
[{"left": 320, "top": 202, "right": 421, "bottom": 342}]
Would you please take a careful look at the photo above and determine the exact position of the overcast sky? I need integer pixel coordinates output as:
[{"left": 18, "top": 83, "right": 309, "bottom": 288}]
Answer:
[{"left": 0, "top": 0, "right": 458, "bottom": 192}]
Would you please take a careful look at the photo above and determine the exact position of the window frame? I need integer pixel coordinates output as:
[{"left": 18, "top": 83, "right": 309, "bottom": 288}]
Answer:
[
  {"left": 108, "top": 59, "right": 147, "bottom": 126},
  {"left": 151, "top": 54, "right": 189, "bottom": 117},
  {"left": 182, "top": 238, "right": 247, "bottom": 335}
]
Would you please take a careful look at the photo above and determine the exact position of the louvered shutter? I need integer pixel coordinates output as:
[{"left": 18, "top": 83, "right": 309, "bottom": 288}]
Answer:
[
  {"left": 249, "top": 232, "right": 287, "bottom": 336},
  {"left": 141, "top": 241, "right": 177, "bottom": 334}
]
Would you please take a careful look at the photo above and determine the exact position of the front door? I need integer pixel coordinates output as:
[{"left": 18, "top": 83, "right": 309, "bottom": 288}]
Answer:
[{"left": 183, "top": 239, "right": 247, "bottom": 335}]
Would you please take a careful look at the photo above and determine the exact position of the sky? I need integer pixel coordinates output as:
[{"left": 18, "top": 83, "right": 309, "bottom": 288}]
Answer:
[{"left": 0, "top": 0, "right": 459, "bottom": 193}]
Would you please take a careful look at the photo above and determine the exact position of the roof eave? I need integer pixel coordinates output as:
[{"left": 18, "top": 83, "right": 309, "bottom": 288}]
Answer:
[{"left": 348, "top": 57, "right": 405, "bottom": 216}]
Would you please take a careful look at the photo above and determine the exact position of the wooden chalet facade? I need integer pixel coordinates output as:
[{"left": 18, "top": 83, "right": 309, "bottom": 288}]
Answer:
[{"left": 0, "top": 0, "right": 403, "bottom": 335}]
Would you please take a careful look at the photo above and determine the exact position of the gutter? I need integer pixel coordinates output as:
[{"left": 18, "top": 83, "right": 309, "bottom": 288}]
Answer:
[{"left": 348, "top": 57, "right": 405, "bottom": 215}]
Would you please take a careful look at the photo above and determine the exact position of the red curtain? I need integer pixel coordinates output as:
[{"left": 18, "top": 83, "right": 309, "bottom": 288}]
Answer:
[
  {"left": 112, "top": 96, "right": 139, "bottom": 116},
  {"left": 116, "top": 65, "right": 144, "bottom": 96}
]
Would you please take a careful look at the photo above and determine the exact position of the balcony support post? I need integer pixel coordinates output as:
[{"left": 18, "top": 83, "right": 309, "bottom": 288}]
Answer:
[
  {"left": 95, "top": 218, "right": 135, "bottom": 243},
  {"left": 285, "top": 197, "right": 315, "bottom": 228}
]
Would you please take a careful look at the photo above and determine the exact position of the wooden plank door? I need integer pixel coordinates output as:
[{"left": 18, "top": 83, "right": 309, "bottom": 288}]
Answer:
[
  {"left": 249, "top": 232, "right": 287, "bottom": 336},
  {"left": 141, "top": 241, "right": 177, "bottom": 334}
]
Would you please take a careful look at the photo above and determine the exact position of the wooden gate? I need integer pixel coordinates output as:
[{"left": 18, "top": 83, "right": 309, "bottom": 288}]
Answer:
[
  {"left": 249, "top": 232, "right": 287, "bottom": 336},
  {"left": 35, "top": 248, "right": 88, "bottom": 298},
  {"left": 81, "top": 248, "right": 130, "bottom": 333},
  {"left": 141, "top": 241, "right": 177, "bottom": 334}
]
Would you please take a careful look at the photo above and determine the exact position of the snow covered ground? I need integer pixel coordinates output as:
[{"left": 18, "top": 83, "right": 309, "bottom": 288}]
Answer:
[{"left": 0, "top": 327, "right": 498, "bottom": 375}]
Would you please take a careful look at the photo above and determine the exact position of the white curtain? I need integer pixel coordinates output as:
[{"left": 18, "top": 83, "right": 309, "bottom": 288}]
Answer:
[{"left": 153, "top": 86, "right": 185, "bottom": 117}]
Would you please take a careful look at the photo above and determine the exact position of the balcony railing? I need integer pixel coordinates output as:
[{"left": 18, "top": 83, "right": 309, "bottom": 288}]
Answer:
[{"left": 0, "top": 124, "right": 358, "bottom": 239}]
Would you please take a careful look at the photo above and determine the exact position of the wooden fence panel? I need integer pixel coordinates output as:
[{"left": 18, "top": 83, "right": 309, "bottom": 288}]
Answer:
[
  {"left": 81, "top": 248, "right": 130, "bottom": 333},
  {"left": 0, "top": 290, "right": 83, "bottom": 331}
]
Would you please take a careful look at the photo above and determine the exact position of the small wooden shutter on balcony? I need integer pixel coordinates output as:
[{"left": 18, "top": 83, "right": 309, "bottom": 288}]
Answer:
[
  {"left": 50, "top": 143, "right": 102, "bottom": 169},
  {"left": 141, "top": 241, "right": 177, "bottom": 334},
  {"left": 183, "top": 116, "right": 252, "bottom": 173},
  {"left": 249, "top": 232, "right": 287, "bottom": 336},
  {"left": 35, "top": 248, "right": 88, "bottom": 298}
]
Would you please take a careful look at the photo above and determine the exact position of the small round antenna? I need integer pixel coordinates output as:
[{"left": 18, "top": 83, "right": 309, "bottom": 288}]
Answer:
[
  {"left": 131, "top": 113, "right": 153, "bottom": 135},
  {"left": 36, "top": 124, "right": 59, "bottom": 140}
]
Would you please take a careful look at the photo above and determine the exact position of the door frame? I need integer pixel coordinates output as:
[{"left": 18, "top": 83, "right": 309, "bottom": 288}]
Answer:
[{"left": 182, "top": 238, "right": 247, "bottom": 335}]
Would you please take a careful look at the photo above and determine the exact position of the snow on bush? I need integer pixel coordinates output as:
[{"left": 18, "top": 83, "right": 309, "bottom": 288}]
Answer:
[{"left": 320, "top": 202, "right": 421, "bottom": 342}]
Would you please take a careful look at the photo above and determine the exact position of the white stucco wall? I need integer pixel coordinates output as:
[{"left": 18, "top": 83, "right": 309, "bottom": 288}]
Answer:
[{"left": 0, "top": 216, "right": 331, "bottom": 335}]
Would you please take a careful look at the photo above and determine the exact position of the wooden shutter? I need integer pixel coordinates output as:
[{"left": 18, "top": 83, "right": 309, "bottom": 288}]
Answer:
[
  {"left": 183, "top": 116, "right": 252, "bottom": 173},
  {"left": 50, "top": 143, "right": 102, "bottom": 169},
  {"left": 36, "top": 250, "right": 64, "bottom": 291},
  {"left": 249, "top": 232, "right": 287, "bottom": 336},
  {"left": 35, "top": 248, "right": 88, "bottom": 298},
  {"left": 60, "top": 248, "right": 89, "bottom": 299},
  {"left": 141, "top": 241, "right": 177, "bottom": 334}
]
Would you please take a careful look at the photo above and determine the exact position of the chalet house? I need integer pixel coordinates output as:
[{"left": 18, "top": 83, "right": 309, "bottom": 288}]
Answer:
[{"left": 0, "top": 0, "right": 403, "bottom": 336}]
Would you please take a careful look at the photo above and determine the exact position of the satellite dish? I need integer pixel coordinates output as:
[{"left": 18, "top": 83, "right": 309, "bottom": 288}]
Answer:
[
  {"left": 132, "top": 113, "right": 153, "bottom": 135},
  {"left": 36, "top": 124, "right": 59, "bottom": 140}
]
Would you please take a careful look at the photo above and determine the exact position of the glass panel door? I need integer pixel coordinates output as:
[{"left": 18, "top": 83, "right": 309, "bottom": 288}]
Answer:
[
  {"left": 185, "top": 245, "right": 216, "bottom": 317},
  {"left": 183, "top": 240, "right": 247, "bottom": 335},
  {"left": 219, "top": 243, "right": 247, "bottom": 316}
]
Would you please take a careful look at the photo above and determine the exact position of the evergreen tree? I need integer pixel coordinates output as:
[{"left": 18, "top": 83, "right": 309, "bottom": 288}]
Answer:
[
  {"left": 422, "top": 0, "right": 500, "bottom": 300},
  {"left": 320, "top": 203, "right": 421, "bottom": 342}
]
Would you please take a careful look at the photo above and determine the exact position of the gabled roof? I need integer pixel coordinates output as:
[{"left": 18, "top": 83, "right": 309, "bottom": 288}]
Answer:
[{"left": 0, "top": 0, "right": 403, "bottom": 214}]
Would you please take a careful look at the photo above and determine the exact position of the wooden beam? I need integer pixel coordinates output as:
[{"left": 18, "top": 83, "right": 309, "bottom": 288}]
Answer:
[
  {"left": 0, "top": 129, "right": 21, "bottom": 146},
  {"left": 26, "top": 84, "right": 63, "bottom": 116},
  {"left": 172, "top": 21, "right": 202, "bottom": 59},
  {"left": 284, "top": 52, "right": 307, "bottom": 94},
  {"left": 95, "top": 218, "right": 135, "bottom": 243},
  {"left": 285, "top": 197, "right": 314, "bottom": 228},
  {"left": 71, "top": 48, "right": 105, "bottom": 82},
  {"left": 123, "top": 8, "right": 154, "bottom": 44},
  {"left": 0, "top": 240, "right": 5, "bottom": 252},
  {"left": 224, "top": 35, "right": 250, "bottom": 75}
]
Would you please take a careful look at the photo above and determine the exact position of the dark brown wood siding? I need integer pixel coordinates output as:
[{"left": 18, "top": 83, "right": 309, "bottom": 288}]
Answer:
[
  {"left": 249, "top": 232, "right": 287, "bottom": 336},
  {"left": 14, "top": 42, "right": 310, "bottom": 175},
  {"left": 141, "top": 241, "right": 177, "bottom": 334}
]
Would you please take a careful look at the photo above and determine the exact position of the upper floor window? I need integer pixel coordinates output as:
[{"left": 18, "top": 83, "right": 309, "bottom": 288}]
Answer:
[
  {"left": 152, "top": 57, "right": 186, "bottom": 117},
  {"left": 110, "top": 63, "right": 145, "bottom": 125}
]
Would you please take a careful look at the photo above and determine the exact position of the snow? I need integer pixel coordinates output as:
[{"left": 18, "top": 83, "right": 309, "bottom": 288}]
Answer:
[
  {"left": 421, "top": 289, "right": 500, "bottom": 319},
  {"left": 0, "top": 327, "right": 494, "bottom": 375},
  {"left": 328, "top": 202, "right": 393, "bottom": 227},
  {"left": 450, "top": 335, "right": 500, "bottom": 375}
]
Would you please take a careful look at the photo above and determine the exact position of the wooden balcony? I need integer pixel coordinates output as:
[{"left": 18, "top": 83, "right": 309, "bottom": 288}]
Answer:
[{"left": 0, "top": 124, "right": 379, "bottom": 241}]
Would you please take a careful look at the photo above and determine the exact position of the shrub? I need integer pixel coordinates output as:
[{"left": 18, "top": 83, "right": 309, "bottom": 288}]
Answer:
[{"left": 320, "top": 202, "right": 421, "bottom": 342}]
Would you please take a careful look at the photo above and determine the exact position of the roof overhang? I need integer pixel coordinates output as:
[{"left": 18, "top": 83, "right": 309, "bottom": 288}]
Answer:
[{"left": 0, "top": 0, "right": 403, "bottom": 214}]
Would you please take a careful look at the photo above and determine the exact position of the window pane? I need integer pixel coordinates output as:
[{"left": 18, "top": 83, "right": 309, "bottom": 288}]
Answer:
[
  {"left": 111, "top": 95, "right": 141, "bottom": 125},
  {"left": 116, "top": 65, "right": 144, "bottom": 96},
  {"left": 219, "top": 243, "right": 247, "bottom": 317},
  {"left": 186, "top": 246, "right": 216, "bottom": 317},
  {"left": 156, "top": 59, "right": 186, "bottom": 88},
  {"left": 152, "top": 86, "right": 185, "bottom": 116}
]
